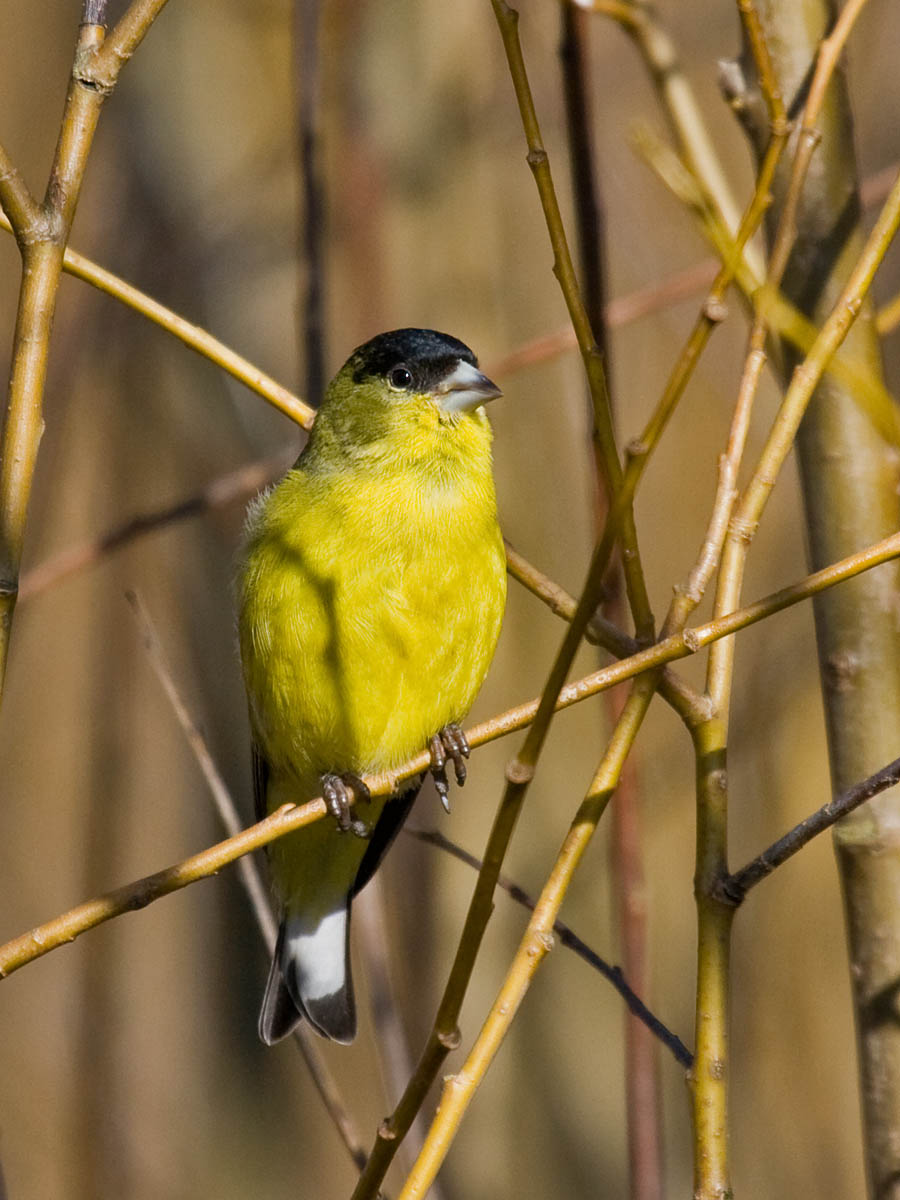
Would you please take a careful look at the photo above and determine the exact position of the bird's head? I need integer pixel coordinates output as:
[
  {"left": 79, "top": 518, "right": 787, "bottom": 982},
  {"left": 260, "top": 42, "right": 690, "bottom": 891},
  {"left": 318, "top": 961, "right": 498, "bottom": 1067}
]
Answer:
[{"left": 308, "top": 329, "right": 501, "bottom": 472}]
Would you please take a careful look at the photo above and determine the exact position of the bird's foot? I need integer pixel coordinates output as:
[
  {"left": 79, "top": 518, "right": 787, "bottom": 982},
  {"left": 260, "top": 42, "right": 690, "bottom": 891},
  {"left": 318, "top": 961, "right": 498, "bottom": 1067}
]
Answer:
[
  {"left": 322, "top": 773, "right": 371, "bottom": 838},
  {"left": 428, "top": 723, "right": 470, "bottom": 814}
]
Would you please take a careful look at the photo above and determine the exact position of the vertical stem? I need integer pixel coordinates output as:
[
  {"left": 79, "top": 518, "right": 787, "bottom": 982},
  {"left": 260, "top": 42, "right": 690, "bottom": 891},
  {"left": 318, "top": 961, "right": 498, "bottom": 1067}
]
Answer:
[
  {"left": 691, "top": 717, "right": 733, "bottom": 1200},
  {"left": 559, "top": 9, "right": 663, "bottom": 1198},
  {"left": 560, "top": 5, "right": 609, "bottom": 364},
  {"left": 294, "top": 0, "right": 327, "bottom": 406},
  {"left": 0, "top": 20, "right": 107, "bottom": 695},
  {"left": 731, "top": 3, "right": 900, "bottom": 1195}
]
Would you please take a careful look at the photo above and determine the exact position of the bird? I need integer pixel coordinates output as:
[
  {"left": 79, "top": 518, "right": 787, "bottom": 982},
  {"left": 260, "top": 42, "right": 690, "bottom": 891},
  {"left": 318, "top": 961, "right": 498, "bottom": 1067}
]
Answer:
[{"left": 237, "top": 328, "right": 506, "bottom": 1045}]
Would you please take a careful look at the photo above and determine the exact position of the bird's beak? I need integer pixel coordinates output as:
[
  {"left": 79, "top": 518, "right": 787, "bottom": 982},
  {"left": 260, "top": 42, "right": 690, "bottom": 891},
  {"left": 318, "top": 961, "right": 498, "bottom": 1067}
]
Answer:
[{"left": 436, "top": 360, "right": 502, "bottom": 413}]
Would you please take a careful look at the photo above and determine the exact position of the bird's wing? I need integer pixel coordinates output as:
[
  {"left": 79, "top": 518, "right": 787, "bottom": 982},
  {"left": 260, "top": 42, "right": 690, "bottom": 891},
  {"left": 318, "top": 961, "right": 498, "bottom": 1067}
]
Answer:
[
  {"left": 252, "top": 742, "right": 270, "bottom": 824},
  {"left": 351, "top": 777, "right": 423, "bottom": 897}
]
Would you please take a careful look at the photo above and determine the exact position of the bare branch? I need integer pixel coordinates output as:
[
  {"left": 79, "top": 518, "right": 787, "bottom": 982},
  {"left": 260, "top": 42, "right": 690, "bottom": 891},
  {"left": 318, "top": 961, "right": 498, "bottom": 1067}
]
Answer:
[
  {"left": 407, "top": 827, "right": 692, "bottom": 1068},
  {"left": 81, "top": 0, "right": 172, "bottom": 91},
  {"left": 126, "top": 591, "right": 370, "bottom": 1173},
  {"left": 19, "top": 452, "right": 294, "bottom": 602},
  {"left": 718, "top": 756, "right": 900, "bottom": 906},
  {"left": 3, "top": 528, "right": 900, "bottom": 980},
  {"left": 0, "top": 151, "right": 43, "bottom": 243}
]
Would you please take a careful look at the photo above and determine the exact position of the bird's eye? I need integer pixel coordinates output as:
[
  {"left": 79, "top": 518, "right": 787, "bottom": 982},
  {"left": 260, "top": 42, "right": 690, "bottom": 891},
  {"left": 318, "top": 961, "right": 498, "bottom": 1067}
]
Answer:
[{"left": 387, "top": 365, "right": 414, "bottom": 390}]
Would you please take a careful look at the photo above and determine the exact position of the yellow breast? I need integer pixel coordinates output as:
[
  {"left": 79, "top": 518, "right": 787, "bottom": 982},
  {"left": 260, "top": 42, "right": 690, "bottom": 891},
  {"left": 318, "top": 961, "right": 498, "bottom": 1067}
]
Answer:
[{"left": 237, "top": 413, "right": 505, "bottom": 803}]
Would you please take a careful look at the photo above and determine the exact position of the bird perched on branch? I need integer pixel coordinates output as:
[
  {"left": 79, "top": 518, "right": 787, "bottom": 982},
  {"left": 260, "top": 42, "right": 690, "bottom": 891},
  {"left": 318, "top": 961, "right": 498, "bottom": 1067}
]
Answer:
[{"left": 237, "top": 328, "right": 506, "bottom": 1044}]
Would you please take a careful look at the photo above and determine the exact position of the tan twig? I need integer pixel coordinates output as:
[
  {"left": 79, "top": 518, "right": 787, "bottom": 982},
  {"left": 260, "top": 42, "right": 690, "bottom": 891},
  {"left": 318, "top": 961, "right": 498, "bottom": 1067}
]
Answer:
[
  {"left": 406, "top": 827, "right": 692, "bottom": 1067},
  {"left": 0, "top": 154, "right": 43, "bottom": 243},
  {"left": 125, "top": 590, "right": 369, "bottom": 1174},
  {"left": 693, "top": 8, "right": 877, "bottom": 1194},
  {"left": 634, "top": 127, "right": 900, "bottom": 448},
  {"left": 0, "top": 210, "right": 314, "bottom": 429},
  {"left": 294, "top": 0, "right": 328, "bottom": 406},
  {"left": 708, "top": 172, "right": 898, "bottom": 720},
  {"left": 78, "top": 0, "right": 171, "bottom": 92},
  {"left": 19, "top": 452, "right": 294, "bottom": 602},
  {"left": 0, "top": 0, "right": 175, "bottom": 698},
  {"left": 2, "top": 526, "right": 900, "bottom": 981},
  {"left": 398, "top": 675, "right": 660, "bottom": 1198},
  {"left": 576, "top": 0, "right": 760, "bottom": 277}
]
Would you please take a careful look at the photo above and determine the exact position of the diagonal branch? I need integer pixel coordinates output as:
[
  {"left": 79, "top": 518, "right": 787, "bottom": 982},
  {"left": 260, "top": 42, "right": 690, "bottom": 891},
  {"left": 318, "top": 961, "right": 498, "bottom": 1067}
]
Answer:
[
  {"left": 0, "top": 149, "right": 43, "bottom": 243},
  {"left": 717, "top": 755, "right": 900, "bottom": 907},
  {"left": 0, "top": 0, "right": 176, "bottom": 701},
  {"left": 406, "top": 827, "right": 692, "bottom": 1068},
  {"left": 2, "top": 516, "right": 900, "bottom": 983},
  {"left": 126, "top": 590, "right": 369, "bottom": 1173},
  {"left": 79, "top": 0, "right": 172, "bottom": 92}
]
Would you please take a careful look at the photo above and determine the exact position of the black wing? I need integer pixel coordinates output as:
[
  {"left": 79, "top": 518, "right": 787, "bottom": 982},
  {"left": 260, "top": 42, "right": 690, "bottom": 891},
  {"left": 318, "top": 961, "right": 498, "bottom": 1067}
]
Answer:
[
  {"left": 351, "top": 776, "right": 423, "bottom": 897},
  {"left": 252, "top": 743, "right": 270, "bottom": 824}
]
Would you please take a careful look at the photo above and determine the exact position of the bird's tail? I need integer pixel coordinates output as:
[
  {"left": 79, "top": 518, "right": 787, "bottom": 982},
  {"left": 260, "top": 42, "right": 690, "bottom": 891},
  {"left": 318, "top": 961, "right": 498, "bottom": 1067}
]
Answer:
[{"left": 258, "top": 905, "right": 357, "bottom": 1045}]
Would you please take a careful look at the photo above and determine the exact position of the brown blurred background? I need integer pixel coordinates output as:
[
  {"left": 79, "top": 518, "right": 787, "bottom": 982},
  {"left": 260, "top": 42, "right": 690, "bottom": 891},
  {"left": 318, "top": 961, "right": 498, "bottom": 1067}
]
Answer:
[{"left": 2, "top": 0, "right": 900, "bottom": 1196}]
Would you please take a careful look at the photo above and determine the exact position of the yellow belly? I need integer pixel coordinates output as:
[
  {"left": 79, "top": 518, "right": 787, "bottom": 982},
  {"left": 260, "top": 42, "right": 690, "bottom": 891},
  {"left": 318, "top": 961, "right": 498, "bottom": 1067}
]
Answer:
[{"left": 238, "top": 462, "right": 506, "bottom": 801}]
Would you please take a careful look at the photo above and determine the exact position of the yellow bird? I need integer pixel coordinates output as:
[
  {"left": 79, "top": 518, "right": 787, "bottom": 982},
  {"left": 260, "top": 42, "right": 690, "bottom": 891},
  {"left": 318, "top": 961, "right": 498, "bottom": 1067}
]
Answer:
[{"left": 237, "top": 328, "right": 506, "bottom": 1044}]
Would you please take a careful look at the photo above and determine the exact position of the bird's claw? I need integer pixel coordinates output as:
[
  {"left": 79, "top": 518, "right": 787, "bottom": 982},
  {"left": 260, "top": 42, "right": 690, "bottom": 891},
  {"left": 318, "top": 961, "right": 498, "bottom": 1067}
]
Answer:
[
  {"left": 428, "top": 724, "right": 470, "bottom": 814},
  {"left": 322, "top": 773, "right": 371, "bottom": 838}
]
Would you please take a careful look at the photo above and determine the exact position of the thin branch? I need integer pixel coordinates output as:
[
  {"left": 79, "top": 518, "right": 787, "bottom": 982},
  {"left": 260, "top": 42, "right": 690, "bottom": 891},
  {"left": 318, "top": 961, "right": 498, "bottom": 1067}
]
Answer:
[
  {"left": 492, "top": 0, "right": 654, "bottom": 637},
  {"left": 560, "top": 3, "right": 609, "bottom": 362},
  {"left": 80, "top": 0, "right": 172, "bottom": 91},
  {"left": 406, "top": 827, "right": 692, "bottom": 1068},
  {"left": 0, "top": 151, "right": 43, "bottom": 243},
  {"left": 295, "top": 0, "right": 327, "bottom": 406},
  {"left": 19, "top": 452, "right": 294, "bottom": 602},
  {"left": 718, "top": 756, "right": 900, "bottom": 906},
  {"left": 126, "top": 591, "right": 275, "bottom": 933},
  {"left": 355, "top": 882, "right": 439, "bottom": 1187},
  {"left": 577, "top": 0, "right": 764, "bottom": 279},
  {"left": 560, "top": 11, "right": 665, "bottom": 1193},
  {"left": 0, "top": 211, "right": 314, "bottom": 429},
  {"left": 708, "top": 162, "right": 900, "bottom": 720},
  {"left": 398, "top": 676, "right": 660, "bottom": 1198},
  {"left": 0, "top": 0, "right": 176, "bottom": 699},
  {"left": 0, "top": 20, "right": 108, "bottom": 697},
  {"left": 124, "top": 590, "right": 370, "bottom": 1174},
  {"left": 3, "top": 528, "right": 900, "bottom": 979},
  {"left": 634, "top": 126, "right": 900, "bottom": 449}
]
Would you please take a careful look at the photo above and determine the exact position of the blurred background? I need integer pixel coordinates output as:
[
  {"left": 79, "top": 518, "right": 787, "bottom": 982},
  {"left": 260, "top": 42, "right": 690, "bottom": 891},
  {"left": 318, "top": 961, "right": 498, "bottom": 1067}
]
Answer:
[{"left": 1, "top": 0, "right": 899, "bottom": 1195}]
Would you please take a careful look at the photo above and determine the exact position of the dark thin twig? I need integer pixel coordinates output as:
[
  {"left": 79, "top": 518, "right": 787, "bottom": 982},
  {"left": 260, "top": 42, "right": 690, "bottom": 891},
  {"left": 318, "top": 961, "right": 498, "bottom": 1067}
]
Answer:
[
  {"left": 560, "top": 11, "right": 664, "bottom": 1196},
  {"left": 295, "top": 0, "right": 327, "bottom": 406},
  {"left": 560, "top": 4, "right": 609, "bottom": 363},
  {"left": 406, "top": 827, "right": 692, "bottom": 1069},
  {"left": 717, "top": 755, "right": 900, "bottom": 906},
  {"left": 82, "top": 0, "right": 109, "bottom": 24},
  {"left": 18, "top": 451, "right": 294, "bottom": 603}
]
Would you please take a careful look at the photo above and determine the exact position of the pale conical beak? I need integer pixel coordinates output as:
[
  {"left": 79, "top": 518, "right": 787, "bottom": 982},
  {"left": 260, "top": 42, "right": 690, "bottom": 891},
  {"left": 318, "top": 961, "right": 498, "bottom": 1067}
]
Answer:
[{"left": 436, "top": 359, "right": 502, "bottom": 413}]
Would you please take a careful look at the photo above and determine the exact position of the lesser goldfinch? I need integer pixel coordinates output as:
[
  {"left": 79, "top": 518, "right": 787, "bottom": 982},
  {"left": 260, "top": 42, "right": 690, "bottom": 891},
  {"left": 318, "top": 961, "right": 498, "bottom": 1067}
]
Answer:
[{"left": 237, "top": 328, "right": 506, "bottom": 1044}]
